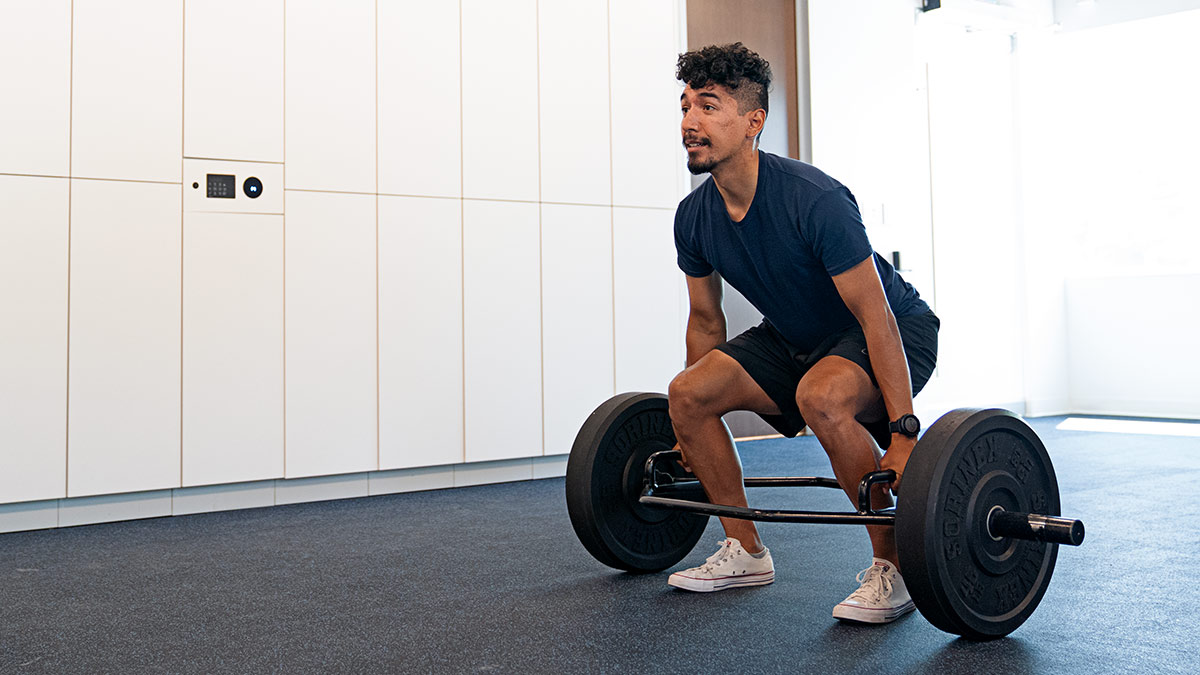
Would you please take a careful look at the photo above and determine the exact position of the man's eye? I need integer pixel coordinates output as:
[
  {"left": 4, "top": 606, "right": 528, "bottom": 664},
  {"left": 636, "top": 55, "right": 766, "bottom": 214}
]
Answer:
[{"left": 704, "top": 105, "right": 716, "bottom": 111}]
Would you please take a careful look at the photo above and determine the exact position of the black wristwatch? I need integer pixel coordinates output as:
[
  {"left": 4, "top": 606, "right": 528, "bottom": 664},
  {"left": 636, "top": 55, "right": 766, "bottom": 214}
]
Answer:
[{"left": 889, "top": 414, "right": 921, "bottom": 438}]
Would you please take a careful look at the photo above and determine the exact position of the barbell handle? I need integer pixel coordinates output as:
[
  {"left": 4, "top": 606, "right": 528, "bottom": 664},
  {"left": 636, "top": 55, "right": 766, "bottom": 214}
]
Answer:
[
  {"left": 857, "top": 470, "right": 897, "bottom": 515},
  {"left": 989, "top": 509, "right": 1086, "bottom": 546}
]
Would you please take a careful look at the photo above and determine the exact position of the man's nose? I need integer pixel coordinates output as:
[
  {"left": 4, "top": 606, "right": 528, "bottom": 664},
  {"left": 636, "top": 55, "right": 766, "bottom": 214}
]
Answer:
[{"left": 681, "top": 108, "right": 699, "bottom": 132}]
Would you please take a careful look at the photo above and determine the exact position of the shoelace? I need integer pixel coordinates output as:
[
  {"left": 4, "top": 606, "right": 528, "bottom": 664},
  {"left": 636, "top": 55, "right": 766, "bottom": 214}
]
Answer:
[
  {"left": 847, "top": 564, "right": 893, "bottom": 603},
  {"left": 698, "top": 539, "right": 738, "bottom": 573}
]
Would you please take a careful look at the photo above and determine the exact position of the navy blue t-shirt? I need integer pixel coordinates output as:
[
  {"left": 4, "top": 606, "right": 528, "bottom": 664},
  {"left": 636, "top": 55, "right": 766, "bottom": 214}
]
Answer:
[{"left": 674, "top": 151, "right": 929, "bottom": 353}]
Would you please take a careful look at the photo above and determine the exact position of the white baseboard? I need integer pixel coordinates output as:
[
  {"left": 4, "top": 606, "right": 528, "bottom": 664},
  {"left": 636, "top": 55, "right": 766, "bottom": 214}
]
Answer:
[
  {"left": 0, "top": 500, "right": 59, "bottom": 533},
  {"left": 452, "top": 459, "right": 534, "bottom": 487},
  {"left": 532, "top": 454, "right": 569, "bottom": 479},
  {"left": 1068, "top": 398, "right": 1200, "bottom": 421},
  {"left": 369, "top": 466, "right": 456, "bottom": 496},
  {"left": 0, "top": 455, "right": 563, "bottom": 535},
  {"left": 275, "top": 473, "right": 370, "bottom": 506},
  {"left": 1025, "top": 397, "right": 1072, "bottom": 418},
  {"left": 173, "top": 481, "right": 277, "bottom": 516},
  {"left": 58, "top": 490, "right": 173, "bottom": 528}
]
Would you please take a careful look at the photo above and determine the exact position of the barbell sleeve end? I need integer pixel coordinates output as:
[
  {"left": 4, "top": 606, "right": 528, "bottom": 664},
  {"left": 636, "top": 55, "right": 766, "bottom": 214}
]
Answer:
[{"left": 989, "top": 510, "right": 1086, "bottom": 546}]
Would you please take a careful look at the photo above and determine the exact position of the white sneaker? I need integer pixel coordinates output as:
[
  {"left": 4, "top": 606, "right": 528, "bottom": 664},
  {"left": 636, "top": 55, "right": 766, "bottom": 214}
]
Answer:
[
  {"left": 832, "top": 558, "right": 916, "bottom": 624},
  {"left": 667, "top": 538, "right": 774, "bottom": 592}
]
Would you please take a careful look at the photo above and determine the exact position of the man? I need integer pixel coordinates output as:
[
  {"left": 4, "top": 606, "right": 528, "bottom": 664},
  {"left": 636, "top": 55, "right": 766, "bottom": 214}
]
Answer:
[{"left": 666, "top": 43, "right": 939, "bottom": 624}]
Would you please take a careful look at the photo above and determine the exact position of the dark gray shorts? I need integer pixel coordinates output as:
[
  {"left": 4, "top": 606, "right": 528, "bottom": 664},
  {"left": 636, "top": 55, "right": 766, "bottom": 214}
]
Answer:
[{"left": 714, "top": 311, "right": 940, "bottom": 446}]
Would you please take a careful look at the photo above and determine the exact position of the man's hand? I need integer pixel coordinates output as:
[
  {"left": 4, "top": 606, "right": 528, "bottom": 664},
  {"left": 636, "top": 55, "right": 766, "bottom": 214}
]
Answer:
[
  {"left": 673, "top": 442, "right": 692, "bottom": 473},
  {"left": 880, "top": 434, "right": 917, "bottom": 495}
]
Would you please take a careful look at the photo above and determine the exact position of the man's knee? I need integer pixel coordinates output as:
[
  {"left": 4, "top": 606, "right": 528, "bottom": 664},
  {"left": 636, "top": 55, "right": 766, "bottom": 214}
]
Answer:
[
  {"left": 795, "top": 373, "right": 867, "bottom": 426},
  {"left": 668, "top": 368, "right": 714, "bottom": 425}
]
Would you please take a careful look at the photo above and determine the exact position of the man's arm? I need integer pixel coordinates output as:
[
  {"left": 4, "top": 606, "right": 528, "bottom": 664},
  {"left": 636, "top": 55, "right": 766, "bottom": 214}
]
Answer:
[
  {"left": 830, "top": 256, "right": 916, "bottom": 490},
  {"left": 684, "top": 272, "right": 727, "bottom": 367}
]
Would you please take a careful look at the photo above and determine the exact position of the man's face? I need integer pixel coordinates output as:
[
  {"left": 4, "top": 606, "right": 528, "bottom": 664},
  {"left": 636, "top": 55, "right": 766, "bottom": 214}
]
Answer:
[{"left": 680, "top": 84, "right": 758, "bottom": 175}]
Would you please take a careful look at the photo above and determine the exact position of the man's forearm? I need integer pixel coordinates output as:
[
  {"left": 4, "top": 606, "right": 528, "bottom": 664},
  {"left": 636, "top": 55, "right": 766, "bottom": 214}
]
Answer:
[
  {"left": 685, "top": 319, "right": 726, "bottom": 368},
  {"left": 862, "top": 312, "right": 914, "bottom": 423}
]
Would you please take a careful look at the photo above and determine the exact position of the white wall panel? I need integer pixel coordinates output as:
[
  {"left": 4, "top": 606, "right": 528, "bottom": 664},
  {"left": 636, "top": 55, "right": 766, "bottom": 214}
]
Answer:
[
  {"left": 1066, "top": 274, "right": 1200, "bottom": 420},
  {"left": 609, "top": 0, "right": 683, "bottom": 209},
  {"left": 463, "top": 200, "right": 542, "bottom": 461},
  {"left": 68, "top": 180, "right": 181, "bottom": 497},
  {"left": 0, "top": 176, "right": 69, "bottom": 503},
  {"left": 182, "top": 212, "right": 284, "bottom": 487},
  {"left": 378, "top": 0, "right": 460, "bottom": 198},
  {"left": 379, "top": 196, "right": 463, "bottom": 469},
  {"left": 810, "top": 0, "right": 932, "bottom": 308},
  {"left": 285, "top": 0, "right": 376, "bottom": 193},
  {"left": 538, "top": 0, "right": 611, "bottom": 205},
  {"left": 461, "top": 0, "right": 539, "bottom": 202},
  {"left": 924, "top": 27, "right": 1024, "bottom": 410},
  {"left": 72, "top": 0, "right": 182, "bottom": 183},
  {"left": 284, "top": 191, "right": 377, "bottom": 477},
  {"left": 0, "top": 0, "right": 70, "bottom": 177},
  {"left": 184, "top": 0, "right": 284, "bottom": 162},
  {"left": 614, "top": 207, "right": 684, "bottom": 393},
  {"left": 541, "top": 204, "right": 613, "bottom": 455}
]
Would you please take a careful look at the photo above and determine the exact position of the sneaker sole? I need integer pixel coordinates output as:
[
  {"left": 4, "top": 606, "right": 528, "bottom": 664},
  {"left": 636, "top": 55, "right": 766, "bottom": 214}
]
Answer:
[
  {"left": 667, "top": 571, "right": 774, "bottom": 593},
  {"left": 832, "top": 599, "right": 916, "bottom": 624}
]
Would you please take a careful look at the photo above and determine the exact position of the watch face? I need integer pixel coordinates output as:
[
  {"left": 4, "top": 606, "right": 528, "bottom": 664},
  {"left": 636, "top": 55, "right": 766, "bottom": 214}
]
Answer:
[
  {"left": 903, "top": 415, "right": 921, "bottom": 434},
  {"left": 893, "top": 415, "right": 920, "bottom": 436}
]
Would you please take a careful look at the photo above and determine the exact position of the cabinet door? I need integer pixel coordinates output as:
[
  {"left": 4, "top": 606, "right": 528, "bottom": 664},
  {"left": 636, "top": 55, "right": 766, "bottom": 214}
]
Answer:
[
  {"left": 68, "top": 180, "right": 181, "bottom": 497},
  {"left": 463, "top": 200, "right": 542, "bottom": 462},
  {"left": 461, "top": 0, "right": 539, "bottom": 202},
  {"left": 72, "top": 0, "right": 182, "bottom": 183},
  {"left": 609, "top": 0, "right": 684, "bottom": 209},
  {"left": 0, "top": 0, "right": 70, "bottom": 177},
  {"left": 542, "top": 204, "right": 614, "bottom": 455},
  {"left": 184, "top": 0, "right": 284, "bottom": 162},
  {"left": 379, "top": 196, "right": 464, "bottom": 469},
  {"left": 538, "top": 0, "right": 611, "bottom": 206},
  {"left": 378, "top": 0, "right": 460, "bottom": 199},
  {"left": 183, "top": 212, "right": 284, "bottom": 487},
  {"left": 285, "top": 0, "right": 375, "bottom": 193},
  {"left": 614, "top": 207, "right": 685, "bottom": 393},
  {"left": 284, "top": 191, "right": 377, "bottom": 477},
  {"left": 0, "top": 176, "right": 69, "bottom": 503}
]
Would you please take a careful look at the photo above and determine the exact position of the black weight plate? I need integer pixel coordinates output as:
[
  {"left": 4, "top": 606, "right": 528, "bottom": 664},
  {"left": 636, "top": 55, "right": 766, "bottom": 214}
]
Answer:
[
  {"left": 896, "top": 409, "right": 1061, "bottom": 639},
  {"left": 566, "top": 393, "right": 708, "bottom": 573}
]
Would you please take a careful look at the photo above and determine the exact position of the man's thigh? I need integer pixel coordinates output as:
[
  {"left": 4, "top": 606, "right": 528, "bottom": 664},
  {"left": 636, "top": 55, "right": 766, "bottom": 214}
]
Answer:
[
  {"left": 671, "top": 349, "right": 782, "bottom": 418},
  {"left": 708, "top": 321, "right": 815, "bottom": 437},
  {"left": 796, "top": 354, "right": 901, "bottom": 449},
  {"left": 795, "top": 354, "right": 886, "bottom": 423}
]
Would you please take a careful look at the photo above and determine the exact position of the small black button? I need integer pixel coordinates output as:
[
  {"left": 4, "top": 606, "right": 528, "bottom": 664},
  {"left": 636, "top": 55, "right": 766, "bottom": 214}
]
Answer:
[{"left": 243, "top": 176, "right": 263, "bottom": 199}]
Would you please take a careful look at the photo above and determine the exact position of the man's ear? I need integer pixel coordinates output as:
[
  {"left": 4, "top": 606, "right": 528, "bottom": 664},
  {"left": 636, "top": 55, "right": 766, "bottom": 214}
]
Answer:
[{"left": 746, "top": 109, "right": 766, "bottom": 139}]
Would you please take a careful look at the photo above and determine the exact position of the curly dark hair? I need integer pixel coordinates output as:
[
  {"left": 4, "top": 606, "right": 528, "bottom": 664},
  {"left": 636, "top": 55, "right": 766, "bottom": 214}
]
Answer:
[{"left": 676, "top": 42, "right": 772, "bottom": 116}]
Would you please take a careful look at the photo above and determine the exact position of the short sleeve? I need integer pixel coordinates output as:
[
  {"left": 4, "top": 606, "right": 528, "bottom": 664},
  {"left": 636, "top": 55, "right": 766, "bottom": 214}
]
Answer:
[
  {"left": 805, "top": 187, "right": 873, "bottom": 276},
  {"left": 674, "top": 208, "right": 714, "bottom": 277}
]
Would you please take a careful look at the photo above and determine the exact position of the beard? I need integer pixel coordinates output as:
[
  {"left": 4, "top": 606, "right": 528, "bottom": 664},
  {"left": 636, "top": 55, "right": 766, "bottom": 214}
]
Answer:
[
  {"left": 684, "top": 138, "right": 718, "bottom": 175},
  {"left": 686, "top": 155, "right": 717, "bottom": 175}
]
